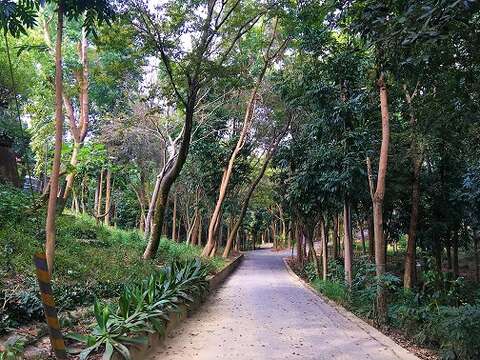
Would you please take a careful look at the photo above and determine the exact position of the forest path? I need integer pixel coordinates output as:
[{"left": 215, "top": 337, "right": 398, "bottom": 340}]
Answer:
[{"left": 148, "top": 249, "right": 418, "bottom": 360}]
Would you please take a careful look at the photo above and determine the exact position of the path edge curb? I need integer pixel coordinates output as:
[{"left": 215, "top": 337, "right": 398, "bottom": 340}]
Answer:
[
  {"left": 117, "top": 253, "right": 245, "bottom": 360},
  {"left": 282, "top": 257, "right": 419, "bottom": 360}
]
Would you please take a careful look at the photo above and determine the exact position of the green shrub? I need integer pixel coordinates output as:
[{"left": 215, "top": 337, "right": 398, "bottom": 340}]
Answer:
[
  {"left": 0, "top": 185, "right": 33, "bottom": 227},
  {"left": 427, "top": 305, "right": 480, "bottom": 360},
  {"left": 71, "top": 258, "right": 209, "bottom": 360},
  {"left": 312, "top": 279, "right": 350, "bottom": 306}
]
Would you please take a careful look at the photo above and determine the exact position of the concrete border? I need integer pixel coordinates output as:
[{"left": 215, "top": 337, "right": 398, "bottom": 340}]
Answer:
[
  {"left": 115, "top": 254, "right": 245, "bottom": 360},
  {"left": 282, "top": 257, "right": 419, "bottom": 360}
]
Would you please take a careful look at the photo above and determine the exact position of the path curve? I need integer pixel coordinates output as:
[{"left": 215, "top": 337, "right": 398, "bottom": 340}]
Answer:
[{"left": 148, "top": 249, "right": 418, "bottom": 360}]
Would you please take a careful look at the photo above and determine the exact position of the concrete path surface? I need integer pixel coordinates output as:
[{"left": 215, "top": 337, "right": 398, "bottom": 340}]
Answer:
[{"left": 148, "top": 249, "right": 418, "bottom": 360}]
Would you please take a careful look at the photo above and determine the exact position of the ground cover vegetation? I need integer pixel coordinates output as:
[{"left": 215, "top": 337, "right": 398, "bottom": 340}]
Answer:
[{"left": 1, "top": 0, "right": 480, "bottom": 359}]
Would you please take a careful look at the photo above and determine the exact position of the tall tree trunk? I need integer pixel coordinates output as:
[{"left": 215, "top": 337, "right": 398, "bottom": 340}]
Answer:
[
  {"left": 373, "top": 72, "right": 390, "bottom": 323},
  {"left": 61, "top": 28, "right": 89, "bottom": 205},
  {"left": 45, "top": 2, "right": 64, "bottom": 275},
  {"left": 404, "top": 156, "right": 420, "bottom": 289},
  {"left": 104, "top": 169, "right": 112, "bottom": 226},
  {"left": 344, "top": 201, "right": 353, "bottom": 286},
  {"left": 403, "top": 83, "right": 422, "bottom": 289}
]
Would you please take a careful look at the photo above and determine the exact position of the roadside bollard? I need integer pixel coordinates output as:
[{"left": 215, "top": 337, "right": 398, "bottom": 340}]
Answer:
[{"left": 33, "top": 252, "right": 67, "bottom": 359}]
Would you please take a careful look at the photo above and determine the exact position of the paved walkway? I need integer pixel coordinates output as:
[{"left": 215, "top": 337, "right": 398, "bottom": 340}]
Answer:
[{"left": 148, "top": 249, "right": 418, "bottom": 360}]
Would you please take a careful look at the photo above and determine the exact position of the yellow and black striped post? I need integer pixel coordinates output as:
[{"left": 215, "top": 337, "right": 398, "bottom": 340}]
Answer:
[{"left": 34, "top": 252, "right": 67, "bottom": 359}]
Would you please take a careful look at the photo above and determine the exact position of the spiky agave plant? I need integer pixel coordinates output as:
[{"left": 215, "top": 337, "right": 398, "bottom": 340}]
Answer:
[
  {"left": 68, "top": 300, "right": 148, "bottom": 360},
  {"left": 70, "top": 258, "right": 209, "bottom": 359}
]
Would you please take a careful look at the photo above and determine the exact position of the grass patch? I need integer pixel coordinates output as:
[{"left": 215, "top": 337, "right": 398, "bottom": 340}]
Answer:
[
  {"left": 0, "top": 184, "right": 226, "bottom": 330},
  {"left": 311, "top": 278, "right": 350, "bottom": 306}
]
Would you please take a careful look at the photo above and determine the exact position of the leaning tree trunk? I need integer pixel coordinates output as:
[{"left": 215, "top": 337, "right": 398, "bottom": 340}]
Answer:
[
  {"left": 222, "top": 136, "right": 282, "bottom": 258},
  {"left": 45, "top": 2, "right": 64, "bottom": 275},
  {"left": 202, "top": 80, "right": 263, "bottom": 257},
  {"left": 143, "top": 94, "right": 197, "bottom": 259},
  {"left": 373, "top": 72, "right": 390, "bottom": 324},
  {"left": 202, "top": 29, "right": 285, "bottom": 257}
]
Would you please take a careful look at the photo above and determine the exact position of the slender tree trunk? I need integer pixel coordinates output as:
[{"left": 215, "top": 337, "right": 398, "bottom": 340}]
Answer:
[
  {"left": 373, "top": 72, "right": 390, "bottom": 323},
  {"left": 368, "top": 214, "right": 374, "bottom": 259},
  {"left": 104, "top": 169, "right": 112, "bottom": 226},
  {"left": 72, "top": 186, "right": 79, "bottom": 213},
  {"left": 404, "top": 157, "right": 420, "bottom": 289},
  {"left": 475, "top": 232, "right": 479, "bottom": 283},
  {"left": 221, "top": 127, "right": 287, "bottom": 257},
  {"left": 96, "top": 169, "right": 104, "bottom": 219},
  {"left": 189, "top": 207, "right": 201, "bottom": 246},
  {"left": 321, "top": 218, "right": 328, "bottom": 281},
  {"left": 446, "top": 241, "right": 452, "bottom": 270},
  {"left": 198, "top": 215, "right": 203, "bottom": 246},
  {"left": 94, "top": 173, "right": 100, "bottom": 215},
  {"left": 360, "top": 221, "right": 366, "bottom": 255},
  {"left": 305, "top": 225, "right": 321, "bottom": 278},
  {"left": 80, "top": 176, "right": 86, "bottom": 214},
  {"left": 403, "top": 82, "right": 422, "bottom": 289},
  {"left": 344, "top": 201, "right": 353, "bottom": 286},
  {"left": 144, "top": 175, "right": 161, "bottom": 238},
  {"left": 171, "top": 191, "right": 177, "bottom": 241},
  {"left": 453, "top": 231, "right": 459, "bottom": 278},
  {"left": 296, "top": 222, "right": 303, "bottom": 266},
  {"left": 45, "top": 2, "right": 64, "bottom": 275},
  {"left": 333, "top": 215, "right": 339, "bottom": 259},
  {"left": 61, "top": 28, "right": 89, "bottom": 206}
]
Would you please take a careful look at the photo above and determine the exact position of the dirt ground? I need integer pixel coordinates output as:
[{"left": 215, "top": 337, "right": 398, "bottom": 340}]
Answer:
[{"left": 148, "top": 249, "right": 419, "bottom": 360}]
